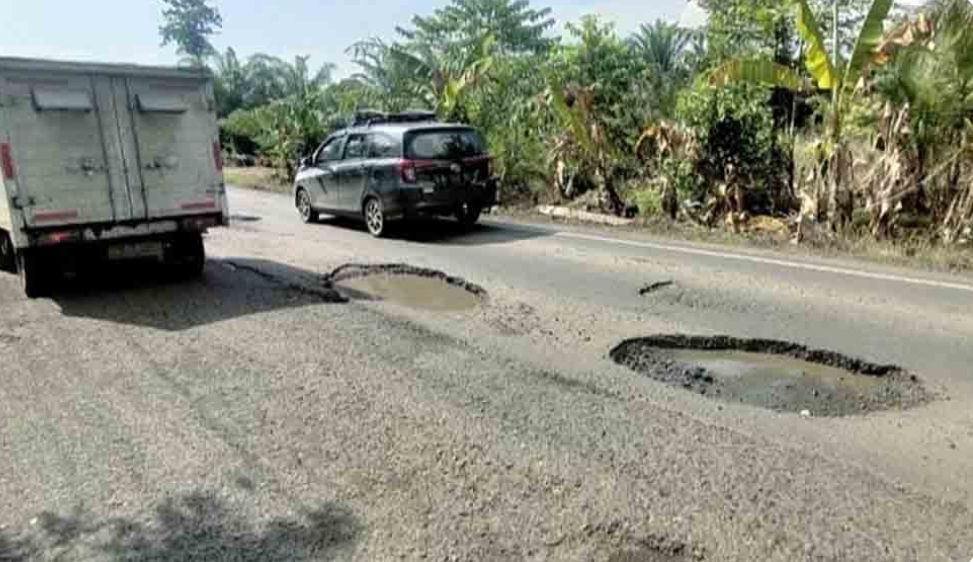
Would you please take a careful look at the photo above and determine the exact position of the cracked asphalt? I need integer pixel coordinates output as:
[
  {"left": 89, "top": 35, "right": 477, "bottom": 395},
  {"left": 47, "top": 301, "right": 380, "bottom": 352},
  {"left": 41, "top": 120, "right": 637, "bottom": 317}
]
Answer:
[{"left": 2, "top": 185, "right": 973, "bottom": 561}]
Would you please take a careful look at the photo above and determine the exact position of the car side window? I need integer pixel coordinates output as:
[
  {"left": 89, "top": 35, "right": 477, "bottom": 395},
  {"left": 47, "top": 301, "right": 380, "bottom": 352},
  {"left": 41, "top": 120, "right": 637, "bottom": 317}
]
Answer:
[
  {"left": 343, "top": 135, "right": 367, "bottom": 160},
  {"left": 367, "top": 134, "right": 397, "bottom": 158},
  {"left": 315, "top": 137, "right": 344, "bottom": 165}
]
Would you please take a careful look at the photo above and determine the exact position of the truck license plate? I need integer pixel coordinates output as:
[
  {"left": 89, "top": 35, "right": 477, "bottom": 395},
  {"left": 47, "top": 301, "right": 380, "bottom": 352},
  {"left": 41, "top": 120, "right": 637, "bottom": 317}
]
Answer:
[{"left": 107, "top": 241, "right": 163, "bottom": 261}]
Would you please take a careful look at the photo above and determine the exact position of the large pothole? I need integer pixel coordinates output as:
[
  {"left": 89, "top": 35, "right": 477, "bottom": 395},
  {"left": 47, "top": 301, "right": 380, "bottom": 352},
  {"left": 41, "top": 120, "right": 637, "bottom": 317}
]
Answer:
[
  {"left": 323, "top": 263, "right": 486, "bottom": 311},
  {"left": 610, "top": 335, "right": 931, "bottom": 416}
]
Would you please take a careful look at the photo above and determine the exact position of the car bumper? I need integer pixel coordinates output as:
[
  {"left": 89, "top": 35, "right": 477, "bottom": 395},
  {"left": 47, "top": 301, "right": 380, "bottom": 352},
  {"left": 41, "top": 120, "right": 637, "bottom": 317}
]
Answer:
[{"left": 385, "top": 180, "right": 497, "bottom": 219}]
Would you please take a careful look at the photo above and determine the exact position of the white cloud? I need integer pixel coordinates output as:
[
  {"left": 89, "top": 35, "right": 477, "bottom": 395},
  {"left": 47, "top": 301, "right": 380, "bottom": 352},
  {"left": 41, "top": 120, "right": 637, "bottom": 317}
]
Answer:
[{"left": 553, "top": 0, "right": 707, "bottom": 35}]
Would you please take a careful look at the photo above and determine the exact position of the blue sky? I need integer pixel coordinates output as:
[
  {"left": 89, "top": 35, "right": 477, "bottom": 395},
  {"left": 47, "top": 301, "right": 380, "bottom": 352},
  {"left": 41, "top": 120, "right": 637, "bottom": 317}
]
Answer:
[{"left": 0, "top": 0, "right": 707, "bottom": 76}]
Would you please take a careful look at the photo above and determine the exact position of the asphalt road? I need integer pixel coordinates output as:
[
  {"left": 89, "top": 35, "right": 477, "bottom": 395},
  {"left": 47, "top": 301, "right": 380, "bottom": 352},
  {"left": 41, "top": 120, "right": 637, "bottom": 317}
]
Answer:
[{"left": 2, "top": 185, "right": 972, "bottom": 561}]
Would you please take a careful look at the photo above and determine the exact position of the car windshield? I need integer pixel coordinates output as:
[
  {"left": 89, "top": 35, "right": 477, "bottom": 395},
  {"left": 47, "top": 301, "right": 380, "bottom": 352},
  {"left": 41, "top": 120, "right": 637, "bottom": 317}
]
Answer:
[{"left": 405, "top": 129, "right": 485, "bottom": 160}]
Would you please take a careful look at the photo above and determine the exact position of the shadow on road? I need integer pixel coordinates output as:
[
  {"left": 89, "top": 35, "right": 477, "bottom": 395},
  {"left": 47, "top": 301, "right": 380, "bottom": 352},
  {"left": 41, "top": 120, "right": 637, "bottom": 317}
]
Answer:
[
  {"left": 53, "top": 258, "right": 344, "bottom": 331},
  {"left": 315, "top": 215, "right": 550, "bottom": 246},
  {"left": 4, "top": 491, "right": 361, "bottom": 561}
]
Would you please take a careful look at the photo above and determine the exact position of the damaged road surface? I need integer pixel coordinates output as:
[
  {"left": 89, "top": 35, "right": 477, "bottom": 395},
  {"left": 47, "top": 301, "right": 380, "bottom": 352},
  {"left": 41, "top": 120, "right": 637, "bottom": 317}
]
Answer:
[
  {"left": 325, "top": 263, "right": 486, "bottom": 311},
  {"left": 611, "top": 335, "right": 931, "bottom": 416},
  {"left": 2, "top": 186, "right": 973, "bottom": 562}
]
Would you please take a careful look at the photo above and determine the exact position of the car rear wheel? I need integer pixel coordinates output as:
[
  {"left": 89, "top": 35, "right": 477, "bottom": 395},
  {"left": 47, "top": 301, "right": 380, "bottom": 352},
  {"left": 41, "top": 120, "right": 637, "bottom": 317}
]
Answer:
[
  {"left": 0, "top": 231, "right": 15, "bottom": 273},
  {"left": 297, "top": 188, "right": 318, "bottom": 224},
  {"left": 364, "top": 197, "right": 387, "bottom": 238},
  {"left": 456, "top": 203, "right": 482, "bottom": 229}
]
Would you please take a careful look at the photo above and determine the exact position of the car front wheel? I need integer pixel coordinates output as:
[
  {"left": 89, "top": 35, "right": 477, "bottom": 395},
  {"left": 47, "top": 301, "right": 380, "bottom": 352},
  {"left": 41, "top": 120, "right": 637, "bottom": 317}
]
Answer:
[{"left": 297, "top": 188, "right": 318, "bottom": 224}]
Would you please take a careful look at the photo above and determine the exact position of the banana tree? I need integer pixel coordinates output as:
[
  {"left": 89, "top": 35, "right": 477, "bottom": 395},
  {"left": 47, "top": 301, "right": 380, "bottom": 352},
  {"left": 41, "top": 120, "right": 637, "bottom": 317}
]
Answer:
[
  {"left": 544, "top": 79, "right": 627, "bottom": 215},
  {"left": 710, "top": 0, "right": 894, "bottom": 231},
  {"left": 383, "top": 37, "right": 495, "bottom": 122}
]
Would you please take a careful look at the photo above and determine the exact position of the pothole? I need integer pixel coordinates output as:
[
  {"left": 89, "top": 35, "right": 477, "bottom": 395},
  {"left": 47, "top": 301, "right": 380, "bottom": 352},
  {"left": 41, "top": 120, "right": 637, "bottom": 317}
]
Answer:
[
  {"left": 610, "top": 335, "right": 931, "bottom": 416},
  {"left": 323, "top": 263, "right": 486, "bottom": 311},
  {"left": 230, "top": 214, "right": 262, "bottom": 222}
]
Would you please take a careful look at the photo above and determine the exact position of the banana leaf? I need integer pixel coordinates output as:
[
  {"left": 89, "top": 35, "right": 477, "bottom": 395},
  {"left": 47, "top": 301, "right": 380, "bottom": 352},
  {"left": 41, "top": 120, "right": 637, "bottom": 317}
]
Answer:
[
  {"left": 844, "top": 0, "right": 894, "bottom": 95},
  {"left": 709, "top": 59, "right": 805, "bottom": 91},
  {"left": 792, "top": 0, "right": 837, "bottom": 90}
]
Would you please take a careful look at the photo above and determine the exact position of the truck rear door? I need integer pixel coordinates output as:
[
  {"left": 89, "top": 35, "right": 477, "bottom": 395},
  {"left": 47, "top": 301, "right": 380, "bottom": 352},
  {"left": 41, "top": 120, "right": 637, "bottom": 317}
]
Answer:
[
  {"left": 125, "top": 77, "right": 223, "bottom": 219},
  {"left": 1, "top": 72, "right": 143, "bottom": 227}
]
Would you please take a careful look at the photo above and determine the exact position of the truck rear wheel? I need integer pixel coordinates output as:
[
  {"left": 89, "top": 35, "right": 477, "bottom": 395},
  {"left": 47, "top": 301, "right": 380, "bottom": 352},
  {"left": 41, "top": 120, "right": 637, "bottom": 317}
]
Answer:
[
  {"left": 169, "top": 234, "right": 205, "bottom": 278},
  {"left": 18, "top": 251, "right": 49, "bottom": 299},
  {"left": 0, "top": 232, "right": 15, "bottom": 273}
]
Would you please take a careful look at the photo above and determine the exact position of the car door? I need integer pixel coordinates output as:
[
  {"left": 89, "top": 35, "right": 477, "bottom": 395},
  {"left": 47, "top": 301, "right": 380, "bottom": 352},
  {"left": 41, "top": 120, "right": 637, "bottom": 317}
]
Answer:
[
  {"left": 335, "top": 134, "right": 367, "bottom": 212},
  {"left": 303, "top": 136, "right": 344, "bottom": 211}
]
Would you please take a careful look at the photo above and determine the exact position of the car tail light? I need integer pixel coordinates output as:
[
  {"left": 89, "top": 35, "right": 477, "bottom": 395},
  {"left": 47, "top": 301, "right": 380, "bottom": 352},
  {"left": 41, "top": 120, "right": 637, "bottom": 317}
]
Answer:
[
  {"left": 1, "top": 142, "right": 15, "bottom": 180},
  {"left": 398, "top": 159, "right": 417, "bottom": 184},
  {"left": 212, "top": 141, "right": 224, "bottom": 172}
]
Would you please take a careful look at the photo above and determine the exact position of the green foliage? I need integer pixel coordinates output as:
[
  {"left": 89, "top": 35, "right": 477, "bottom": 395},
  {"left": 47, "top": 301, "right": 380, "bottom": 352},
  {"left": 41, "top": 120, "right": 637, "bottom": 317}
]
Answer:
[
  {"left": 629, "top": 20, "right": 696, "bottom": 118},
  {"left": 843, "top": 0, "right": 894, "bottom": 95},
  {"left": 212, "top": 48, "right": 247, "bottom": 117},
  {"left": 710, "top": 59, "right": 805, "bottom": 91},
  {"left": 677, "top": 82, "right": 790, "bottom": 209},
  {"left": 794, "top": 0, "right": 838, "bottom": 89},
  {"left": 397, "top": 0, "right": 556, "bottom": 55},
  {"left": 629, "top": 20, "right": 693, "bottom": 76},
  {"left": 346, "top": 39, "right": 417, "bottom": 111},
  {"left": 630, "top": 181, "right": 664, "bottom": 216},
  {"left": 553, "top": 17, "right": 645, "bottom": 149},
  {"left": 223, "top": 90, "right": 327, "bottom": 180},
  {"left": 159, "top": 0, "right": 222, "bottom": 66},
  {"left": 697, "top": 0, "right": 795, "bottom": 63},
  {"left": 808, "top": 0, "right": 875, "bottom": 56},
  {"left": 467, "top": 55, "right": 548, "bottom": 195},
  {"left": 210, "top": 50, "right": 335, "bottom": 117},
  {"left": 197, "top": 0, "right": 968, "bottom": 240}
]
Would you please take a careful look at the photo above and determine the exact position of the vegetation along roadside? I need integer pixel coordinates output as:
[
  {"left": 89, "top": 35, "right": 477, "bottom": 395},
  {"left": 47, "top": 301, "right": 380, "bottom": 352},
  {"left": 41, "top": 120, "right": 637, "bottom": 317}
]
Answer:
[{"left": 161, "top": 0, "right": 973, "bottom": 269}]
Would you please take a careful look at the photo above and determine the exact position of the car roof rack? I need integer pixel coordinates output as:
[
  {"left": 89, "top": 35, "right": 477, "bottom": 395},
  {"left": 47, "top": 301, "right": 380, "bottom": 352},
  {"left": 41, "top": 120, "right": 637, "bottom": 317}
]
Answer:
[{"left": 351, "top": 109, "right": 438, "bottom": 127}]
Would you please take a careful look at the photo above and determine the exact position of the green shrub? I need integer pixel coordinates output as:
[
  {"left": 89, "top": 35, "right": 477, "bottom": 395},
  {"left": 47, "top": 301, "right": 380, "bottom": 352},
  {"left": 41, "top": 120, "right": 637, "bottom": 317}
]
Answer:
[
  {"left": 630, "top": 182, "right": 663, "bottom": 216},
  {"left": 676, "top": 81, "right": 792, "bottom": 213}
]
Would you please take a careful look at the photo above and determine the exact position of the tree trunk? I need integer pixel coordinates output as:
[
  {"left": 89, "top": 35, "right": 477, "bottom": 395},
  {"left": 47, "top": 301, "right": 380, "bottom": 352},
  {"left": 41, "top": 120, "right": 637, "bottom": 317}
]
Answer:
[{"left": 596, "top": 166, "right": 625, "bottom": 217}]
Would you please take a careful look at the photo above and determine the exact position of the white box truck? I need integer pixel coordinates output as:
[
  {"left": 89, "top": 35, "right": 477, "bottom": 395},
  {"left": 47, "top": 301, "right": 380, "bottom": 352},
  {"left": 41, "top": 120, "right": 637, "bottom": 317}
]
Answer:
[{"left": 0, "top": 57, "right": 228, "bottom": 297}]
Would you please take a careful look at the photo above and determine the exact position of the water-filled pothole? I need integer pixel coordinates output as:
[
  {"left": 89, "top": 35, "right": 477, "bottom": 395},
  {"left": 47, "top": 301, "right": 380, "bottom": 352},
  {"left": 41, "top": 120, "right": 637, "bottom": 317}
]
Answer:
[
  {"left": 324, "top": 263, "right": 485, "bottom": 311},
  {"left": 610, "top": 335, "right": 931, "bottom": 416}
]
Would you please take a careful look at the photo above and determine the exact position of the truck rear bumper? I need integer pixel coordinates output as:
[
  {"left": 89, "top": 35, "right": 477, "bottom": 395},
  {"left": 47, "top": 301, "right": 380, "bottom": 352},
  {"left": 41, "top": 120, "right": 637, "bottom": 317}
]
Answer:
[{"left": 23, "top": 213, "right": 225, "bottom": 248}]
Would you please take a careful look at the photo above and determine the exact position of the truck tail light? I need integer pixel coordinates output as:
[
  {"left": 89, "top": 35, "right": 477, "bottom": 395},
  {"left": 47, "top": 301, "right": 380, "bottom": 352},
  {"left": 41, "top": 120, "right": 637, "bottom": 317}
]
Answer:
[
  {"left": 1, "top": 142, "right": 16, "bottom": 180},
  {"left": 37, "top": 230, "right": 81, "bottom": 245},
  {"left": 398, "top": 159, "right": 417, "bottom": 184},
  {"left": 212, "top": 141, "right": 224, "bottom": 172}
]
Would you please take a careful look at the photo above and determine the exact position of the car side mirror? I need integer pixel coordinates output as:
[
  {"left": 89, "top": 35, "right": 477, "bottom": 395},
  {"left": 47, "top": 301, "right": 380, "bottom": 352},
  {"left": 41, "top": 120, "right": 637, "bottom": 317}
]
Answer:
[{"left": 299, "top": 156, "right": 311, "bottom": 169}]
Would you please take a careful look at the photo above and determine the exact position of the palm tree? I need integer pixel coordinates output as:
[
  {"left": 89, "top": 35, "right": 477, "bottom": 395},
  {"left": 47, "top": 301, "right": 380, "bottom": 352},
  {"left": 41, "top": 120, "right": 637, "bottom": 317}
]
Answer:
[
  {"left": 278, "top": 55, "right": 335, "bottom": 98},
  {"left": 391, "top": 40, "right": 494, "bottom": 121},
  {"left": 873, "top": 0, "right": 973, "bottom": 240},
  {"left": 210, "top": 47, "right": 248, "bottom": 116},
  {"left": 347, "top": 38, "right": 420, "bottom": 111},
  {"left": 629, "top": 20, "right": 693, "bottom": 76}
]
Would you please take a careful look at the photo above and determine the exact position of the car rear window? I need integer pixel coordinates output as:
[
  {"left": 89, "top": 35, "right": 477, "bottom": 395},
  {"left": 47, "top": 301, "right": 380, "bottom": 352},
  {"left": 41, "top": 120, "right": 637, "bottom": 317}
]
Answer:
[{"left": 405, "top": 129, "right": 485, "bottom": 160}]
